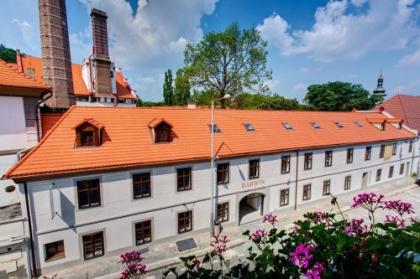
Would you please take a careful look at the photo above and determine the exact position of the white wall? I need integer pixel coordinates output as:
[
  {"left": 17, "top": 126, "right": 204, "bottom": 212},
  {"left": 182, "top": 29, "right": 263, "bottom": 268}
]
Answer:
[
  {"left": 23, "top": 140, "right": 416, "bottom": 271},
  {"left": 0, "top": 96, "right": 27, "bottom": 151}
]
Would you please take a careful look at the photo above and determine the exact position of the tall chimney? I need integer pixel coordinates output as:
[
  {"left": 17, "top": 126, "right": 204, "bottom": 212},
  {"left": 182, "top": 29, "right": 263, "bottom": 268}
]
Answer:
[
  {"left": 91, "top": 8, "right": 112, "bottom": 96},
  {"left": 39, "top": 0, "right": 75, "bottom": 108}
]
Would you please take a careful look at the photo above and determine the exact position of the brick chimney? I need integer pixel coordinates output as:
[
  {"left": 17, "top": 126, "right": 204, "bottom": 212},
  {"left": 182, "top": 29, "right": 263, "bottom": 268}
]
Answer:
[
  {"left": 90, "top": 8, "right": 112, "bottom": 97},
  {"left": 39, "top": 0, "right": 75, "bottom": 108}
]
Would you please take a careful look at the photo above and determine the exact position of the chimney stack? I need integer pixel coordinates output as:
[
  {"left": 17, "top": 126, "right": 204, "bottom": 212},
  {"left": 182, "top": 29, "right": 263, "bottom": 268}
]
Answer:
[
  {"left": 39, "top": 0, "right": 75, "bottom": 108},
  {"left": 90, "top": 8, "right": 112, "bottom": 96}
]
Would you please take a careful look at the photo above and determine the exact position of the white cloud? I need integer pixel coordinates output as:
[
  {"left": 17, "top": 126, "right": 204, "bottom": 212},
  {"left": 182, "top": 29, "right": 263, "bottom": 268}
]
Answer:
[
  {"left": 258, "top": 0, "right": 420, "bottom": 62},
  {"left": 399, "top": 49, "right": 420, "bottom": 65}
]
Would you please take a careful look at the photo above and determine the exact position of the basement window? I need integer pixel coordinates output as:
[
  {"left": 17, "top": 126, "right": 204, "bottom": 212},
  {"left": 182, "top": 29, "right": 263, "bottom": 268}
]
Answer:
[
  {"left": 209, "top": 124, "right": 221, "bottom": 133},
  {"left": 244, "top": 123, "right": 255, "bottom": 132},
  {"left": 282, "top": 122, "right": 293, "bottom": 130},
  {"left": 311, "top": 122, "right": 320, "bottom": 129}
]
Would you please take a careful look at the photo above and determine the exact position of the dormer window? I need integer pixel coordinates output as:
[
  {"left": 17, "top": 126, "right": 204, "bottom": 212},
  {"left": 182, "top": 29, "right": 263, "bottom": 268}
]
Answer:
[
  {"left": 148, "top": 118, "right": 173, "bottom": 143},
  {"left": 282, "top": 122, "right": 293, "bottom": 130},
  {"left": 354, "top": 121, "right": 363, "bottom": 128},
  {"left": 335, "top": 122, "right": 344, "bottom": 128},
  {"left": 244, "top": 123, "right": 255, "bottom": 132},
  {"left": 209, "top": 124, "right": 221, "bottom": 133},
  {"left": 311, "top": 122, "right": 320, "bottom": 129},
  {"left": 74, "top": 119, "right": 104, "bottom": 148}
]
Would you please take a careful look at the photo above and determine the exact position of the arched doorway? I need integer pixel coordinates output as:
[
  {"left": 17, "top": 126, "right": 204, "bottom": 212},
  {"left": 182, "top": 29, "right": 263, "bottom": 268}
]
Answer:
[{"left": 239, "top": 193, "right": 265, "bottom": 225}]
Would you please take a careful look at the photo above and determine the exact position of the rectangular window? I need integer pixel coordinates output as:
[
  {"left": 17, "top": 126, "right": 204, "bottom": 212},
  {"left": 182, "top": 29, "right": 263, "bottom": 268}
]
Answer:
[
  {"left": 281, "top": 155, "right": 291, "bottom": 174},
  {"left": 178, "top": 211, "right": 193, "bottom": 234},
  {"left": 132, "top": 173, "right": 151, "bottom": 199},
  {"left": 344, "top": 176, "right": 351, "bottom": 190},
  {"left": 135, "top": 220, "right": 152, "bottom": 245},
  {"left": 82, "top": 232, "right": 104, "bottom": 260},
  {"left": 303, "top": 184, "right": 311, "bottom": 201},
  {"left": 45, "top": 240, "right": 65, "bottom": 262},
  {"left": 324, "top": 151, "right": 333, "bottom": 167},
  {"left": 304, "top": 153, "right": 313, "bottom": 170},
  {"left": 388, "top": 166, "right": 394, "bottom": 178},
  {"left": 249, "top": 159, "right": 260, "bottom": 179},
  {"left": 323, "top": 180, "right": 331, "bottom": 195},
  {"left": 80, "top": 130, "right": 95, "bottom": 146},
  {"left": 409, "top": 141, "right": 413, "bottom": 153},
  {"left": 400, "top": 163, "right": 405, "bottom": 175},
  {"left": 217, "top": 163, "right": 229, "bottom": 184},
  {"left": 365, "top": 146, "right": 372, "bottom": 161},
  {"left": 379, "top": 144, "right": 385, "bottom": 158},
  {"left": 280, "top": 189, "right": 289, "bottom": 206},
  {"left": 376, "top": 169, "right": 382, "bottom": 182},
  {"left": 392, "top": 143, "right": 397, "bottom": 155},
  {"left": 346, "top": 148, "right": 354, "bottom": 164},
  {"left": 177, "top": 168, "right": 192, "bottom": 191},
  {"left": 216, "top": 202, "right": 229, "bottom": 224},
  {"left": 77, "top": 179, "right": 101, "bottom": 209}
]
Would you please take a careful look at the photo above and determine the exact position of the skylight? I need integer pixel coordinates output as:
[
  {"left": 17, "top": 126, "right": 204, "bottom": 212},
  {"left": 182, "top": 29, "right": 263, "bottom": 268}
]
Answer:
[
  {"left": 354, "top": 121, "right": 363, "bottom": 128},
  {"left": 209, "top": 124, "right": 221, "bottom": 133},
  {"left": 244, "top": 123, "right": 255, "bottom": 132},
  {"left": 311, "top": 122, "right": 320, "bottom": 129},
  {"left": 282, "top": 122, "right": 293, "bottom": 130},
  {"left": 335, "top": 122, "right": 344, "bottom": 128}
]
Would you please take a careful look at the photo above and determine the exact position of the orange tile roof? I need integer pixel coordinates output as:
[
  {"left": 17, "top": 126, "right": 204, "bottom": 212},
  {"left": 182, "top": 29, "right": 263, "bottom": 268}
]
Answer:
[
  {"left": 4, "top": 106, "right": 416, "bottom": 181},
  {"left": 18, "top": 55, "right": 136, "bottom": 99},
  {"left": 0, "top": 60, "right": 50, "bottom": 94}
]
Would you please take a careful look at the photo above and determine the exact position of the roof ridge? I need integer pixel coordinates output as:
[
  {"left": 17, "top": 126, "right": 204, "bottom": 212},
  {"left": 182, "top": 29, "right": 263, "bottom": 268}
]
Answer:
[{"left": 2, "top": 106, "right": 76, "bottom": 179}]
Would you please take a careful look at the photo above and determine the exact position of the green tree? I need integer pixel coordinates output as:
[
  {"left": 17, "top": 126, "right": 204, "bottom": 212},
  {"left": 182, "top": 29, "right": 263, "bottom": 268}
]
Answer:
[
  {"left": 304, "top": 81, "right": 375, "bottom": 111},
  {"left": 163, "top": 69, "right": 174, "bottom": 105},
  {"left": 0, "top": 44, "right": 16, "bottom": 63},
  {"left": 234, "top": 93, "right": 301, "bottom": 110},
  {"left": 173, "top": 69, "right": 191, "bottom": 105},
  {"left": 184, "top": 22, "right": 272, "bottom": 108}
]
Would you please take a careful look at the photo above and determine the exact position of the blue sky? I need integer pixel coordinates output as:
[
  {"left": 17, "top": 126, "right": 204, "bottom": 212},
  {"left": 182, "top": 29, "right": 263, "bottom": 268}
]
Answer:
[{"left": 1, "top": 0, "right": 419, "bottom": 101}]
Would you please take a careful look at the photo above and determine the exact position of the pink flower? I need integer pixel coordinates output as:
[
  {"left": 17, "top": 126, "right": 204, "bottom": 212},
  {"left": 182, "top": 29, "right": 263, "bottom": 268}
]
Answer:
[
  {"left": 344, "top": 218, "right": 371, "bottom": 237},
  {"left": 120, "top": 263, "right": 147, "bottom": 279},
  {"left": 120, "top": 251, "right": 143, "bottom": 264},
  {"left": 304, "top": 262, "right": 324, "bottom": 279},
  {"left": 211, "top": 234, "right": 229, "bottom": 254},
  {"left": 384, "top": 200, "right": 415, "bottom": 216},
  {"left": 251, "top": 229, "right": 267, "bottom": 241},
  {"left": 263, "top": 213, "right": 278, "bottom": 225},
  {"left": 290, "top": 243, "right": 315, "bottom": 269},
  {"left": 313, "top": 212, "right": 333, "bottom": 228},
  {"left": 385, "top": 215, "right": 406, "bottom": 228},
  {"left": 352, "top": 192, "right": 384, "bottom": 210}
]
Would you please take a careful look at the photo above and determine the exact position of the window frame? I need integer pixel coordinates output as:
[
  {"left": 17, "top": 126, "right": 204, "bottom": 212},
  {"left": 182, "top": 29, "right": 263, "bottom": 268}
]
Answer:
[
  {"left": 44, "top": 240, "right": 65, "bottom": 262},
  {"left": 344, "top": 175, "right": 351, "bottom": 190},
  {"left": 379, "top": 144, "right": 385, "bottom": 158},
  {"left": 177, "top": 210, "right": 193, "bottom": 234},
  {"left": 132, "top": 172, "right": 152, "bottom": 199},
  {"left": 409, "top": 140, "right": 413, "bottom": 153},
  {"left": 76, "top": 178, "right": 101, "bottom": 209},
  {"left": 134, "top": 219, "right": 152, "bottom": 246},
  {"left": 346, "top": 148, "right": 354, "bottom": 164},
  {"left": 324, "top": 150, "right": 333, "bottom": 167},
  {"left": 154, "top": 122, "right": 172, "bottom": 143},
  {"left": 304, "top": 153, "right": 313, "bottom": 170},
  {"left": 365, "top": 146, "right": 372, "bottom": 161},
  {"left": 249, "top": 159, "right": 260, "bottom": 179},
  {"left": 322, "top": 180, "right": 331, "bottom": 195},
  {"left": 216, "top": 163, "right": 230, "bottom": 185},
  {"left": 280, "top": 189, "right": 290, "bottom": 206},
  {"left": 399, "top": 163, "right": 405, "bottom": 175},
  {"left": 392, "top": 143, "right": 397, "bottom": 155},
  {"left": 177, "top": 167, "right": 192, "bottom": 192},
  {"left": 82, "top": 231, "right": 104, "bottom": 261},
  {"left": 388, "top": 166, "right": 394, "bottom": 178},
  {"left": 376, "top": 169, "right": 382, "bottom": 182},
  {"left": 303, "top": 184, "right": 311, "bottom": 201},
  {"left": 216, "top": 202, "right": 229, "bottom": 224},
  {"left": 281, "top": 155, "right": 291, "bottom": 174}
]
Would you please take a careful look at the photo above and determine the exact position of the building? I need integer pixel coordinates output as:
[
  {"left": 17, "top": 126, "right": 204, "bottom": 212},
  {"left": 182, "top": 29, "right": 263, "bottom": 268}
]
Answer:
[
  {"left": 373, "top": 73, "right": 386, "bottom": 103},
  {"left": 378, "top": 94, "right": 420, "bottom": 179},
  {"left": 0, "top": 59, "right": 51, "bottom": 275},
  {"left": 3, "top": 106, "right": 418, "bottom": 275}
]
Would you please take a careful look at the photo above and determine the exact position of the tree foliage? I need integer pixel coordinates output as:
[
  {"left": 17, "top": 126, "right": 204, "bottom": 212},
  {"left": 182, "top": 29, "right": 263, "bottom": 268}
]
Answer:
[
  {"left": 304, "top": 81, "right": 376, "bottom": 111},
  {"left": 163, "top": 69, "right": 174, "bottom": 105},
  {"left": 174, "top": 69, "right": 191, "bottom": 105},
  {"left": 184, "top": 22, "right": 272, "bottom": 108},
  {"left": 0, "top": 44, "right": 16, "bottom": 63}
]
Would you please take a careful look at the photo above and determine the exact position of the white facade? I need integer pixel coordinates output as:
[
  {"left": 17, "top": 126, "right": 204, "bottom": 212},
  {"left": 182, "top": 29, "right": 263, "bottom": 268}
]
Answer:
[{"left": 20, "top": 139, "right": 419, "bottom": 273}]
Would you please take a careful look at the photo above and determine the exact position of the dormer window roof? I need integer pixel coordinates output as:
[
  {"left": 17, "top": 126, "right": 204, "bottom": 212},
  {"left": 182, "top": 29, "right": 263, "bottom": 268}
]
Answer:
[
  {"left": 209, "top": 124, "right": 221, "bottom": 133},
  {"left": 244, "top": 123, "right": 255, "bottom": 132},
  {"left": 311, "top": 122, "right": 320, "bottom": 129},
  {"left": 74, "top": 118, "right": 104, "bottom": 147},
  {"left": 282, "top": 122, "right": 293, "bottom": 130},
  {"left": 148, "top": 118, "right": 173, "bottom": 143}
]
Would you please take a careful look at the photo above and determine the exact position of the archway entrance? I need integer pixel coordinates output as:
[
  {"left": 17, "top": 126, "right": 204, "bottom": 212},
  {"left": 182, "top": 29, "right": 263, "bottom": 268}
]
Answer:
[{"left": 239, "top": 193, "right": 265, "bottom": 225}]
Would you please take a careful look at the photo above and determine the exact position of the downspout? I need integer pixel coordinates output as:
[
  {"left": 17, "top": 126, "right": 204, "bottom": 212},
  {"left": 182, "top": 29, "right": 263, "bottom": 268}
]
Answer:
[
  {"left": 294, "top": 150, "right": 299, "bottom": 210},
  {"left": 23, "top": 182, "right": 38, "bottom": 277},
  {"left": 35, "top": 91, "right": 52, "bottom": 141}
]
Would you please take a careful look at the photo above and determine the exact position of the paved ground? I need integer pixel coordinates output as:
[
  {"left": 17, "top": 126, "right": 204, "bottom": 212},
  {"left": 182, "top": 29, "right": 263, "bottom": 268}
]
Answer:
[{"left": 41, "top": 178, "right": 419, "bottom": 279}]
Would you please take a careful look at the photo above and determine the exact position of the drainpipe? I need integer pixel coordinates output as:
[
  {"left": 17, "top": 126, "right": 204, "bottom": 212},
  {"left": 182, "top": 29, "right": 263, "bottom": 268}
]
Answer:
[
  {"left": 294, "top": 151, "right": 299, "bottom": 210},
  {"left": 23, "top": 182, "right": 38, "bottom": 277}
]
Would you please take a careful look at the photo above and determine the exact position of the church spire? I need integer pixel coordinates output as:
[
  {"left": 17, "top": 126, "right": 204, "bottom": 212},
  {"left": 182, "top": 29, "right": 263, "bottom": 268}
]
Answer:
[{"left": 373, "top": 72, "right": 386, "bottom": 104}]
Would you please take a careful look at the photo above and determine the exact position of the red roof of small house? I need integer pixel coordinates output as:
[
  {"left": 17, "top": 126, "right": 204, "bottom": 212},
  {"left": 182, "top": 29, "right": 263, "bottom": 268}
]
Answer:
[
  {"left": 0, "top": 60, "right": 50, "bottom": 96},
  {"left": 16, "top": 54, "right": 136, "bottom": 99},
  {"left": 377, "top": 94, "right": 420, "bottom": 134},
  {"left": 4, "top": 106, "right": 416, "bottom": 181}
]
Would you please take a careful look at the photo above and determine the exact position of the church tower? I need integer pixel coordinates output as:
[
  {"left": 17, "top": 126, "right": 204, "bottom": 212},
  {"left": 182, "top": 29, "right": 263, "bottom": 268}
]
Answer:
[{"left": 373, "top": 73, "right": 386, "bottom": 104}]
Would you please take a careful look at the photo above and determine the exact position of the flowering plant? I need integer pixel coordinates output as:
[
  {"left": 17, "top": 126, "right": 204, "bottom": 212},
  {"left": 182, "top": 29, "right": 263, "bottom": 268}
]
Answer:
[{"left": 119, "top": 251, "right": 147, "bottom": 279}]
